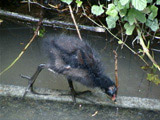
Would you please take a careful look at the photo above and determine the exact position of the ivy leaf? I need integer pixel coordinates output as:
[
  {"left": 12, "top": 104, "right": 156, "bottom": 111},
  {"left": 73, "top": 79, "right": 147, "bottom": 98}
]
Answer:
[
  {"left": 116, "top": 2, "right": 124, "bottom": 10},
  {"left": 156, "top": 0, "right": 160, "bottom": 5},
  {"left": 120, "top": 0, "right": 130, "bottom": 5},
  {"left": 76, "top": 0, "right": 82, "bottom": 7},
  {"left": 106, "top": 16, "right": 119, "bottom": 29},
  {"left": 147, "top": 0, "right": 152, "bottom": 3},
  {"left": 114, "top": 0, "right": 119, "bottom": 5},
  {"left": 91, "top": 5, "right": 104, "bottom": 16},
  {"left": 106, "top": 4, "right": 118, "bottom": 17},
  {"left": 127, "top": 8, "right": 146, "bottom": 25},
  {"left": 124, "top": 23, "right": 135, "bottom": 35},
  {"left": 142, "top": 7, "right": 151, "bottom": 14},
  {"left": 148, "top": 5, "right": 158, "bottom": 20},
  {"left": 132, "top": 0, "right": 147, "bottom": 11},
  {"left": 146, "top": 19, "right": 159, "bottom": 31},
  {"left": 147, "top": 73, "right": 160, "bottom": 85},
  {"left": 61, "top": 0, "right": 72, "bottom": 4},
  {"left": 119, "top": 8, "right": 127, "bottom": 17}
]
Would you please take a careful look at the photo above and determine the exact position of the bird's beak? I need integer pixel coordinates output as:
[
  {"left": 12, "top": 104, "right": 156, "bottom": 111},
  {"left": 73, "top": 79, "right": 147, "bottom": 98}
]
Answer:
[{"left": 111, "top": 94, "right": 116, "bottom": 102}]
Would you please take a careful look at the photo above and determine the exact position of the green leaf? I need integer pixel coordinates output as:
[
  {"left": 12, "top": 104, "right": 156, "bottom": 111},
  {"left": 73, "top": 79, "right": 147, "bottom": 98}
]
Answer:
[
  {"left": 147, "top": 0, "right": 152, "bottom": 3},
  {"left": 116, "top": 2, "right": 124, "bottom": 10},
  {"left": 156, "top": 0, "right": 160, "bottom": 5},
  {"left": 76, "top": 0, "right": 82, "bottom": 7},
  {"left": 138, "top": 49, "right": 144, "bottom": 53},
  {"left": 132, "top": 0, "right": 147, "bottom": 11},
  {"left": 127, "top": 8, "right": 146, "bottom": 25},
  {"left": 148, "top": 5, "right": 158, "bottom": 20},
  {"left": 147, "top": 73, "right": 160, "bottom": 85},
  {"left": 106, "top": 4, "right": 118, "bottom": 17},
  {"left": 146, "top": 19, "right": 159, "bottom": 31},
  {"left": 124, "top": 23, "right": 135, "bottom": 35},
  {"left": 114, "top": 0, "right": 119, "bottom": 5},
  {"left": 120, "top": 0, "right": 130, "bottom": 5},
  {"left": 118, "top": 40, "right": 123, "bottom": 44},
  {"left": 39, "top": 28, "right": 45, "bottom": 37},
  {"left": 61, "top": 0, "right": 72, "bottom": 4},
  {"left": 106, "top": 16, "right": 119, "bottom": 29},
  {"left": 119, "top": 8, "right": 127, "bottom": 17},
  {"left": 142, "top": 7, "right": 151, "bottom": 14},
  {"left": 91, "top": 5, "right": 104, "bottom": 16}
]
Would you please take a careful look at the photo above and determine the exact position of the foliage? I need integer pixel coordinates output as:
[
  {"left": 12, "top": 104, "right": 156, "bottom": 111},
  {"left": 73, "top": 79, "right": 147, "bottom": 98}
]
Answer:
[
  {"left": 33, "top": 28, "right": 45, "bottom": 37},
  {"left": 91, "top": 5, "right": 104, "bottom": 16},
  {"left": 61, "top": 0, "right": 159, "bottom": 32},
  {"left": 75, "top": 0, "right": 82, "bottom": 7},
  {"left": 142, "top": 65, "right": 160, "bottom": 85},
  {"left": 60, "top": 0, "right": 160, "bottom": 84},
  {"left": 147, "top": 73, "right": 160, "bottom": 85},
  {"left": 61, "top": 0, "right": 72, "bottom": 5}
]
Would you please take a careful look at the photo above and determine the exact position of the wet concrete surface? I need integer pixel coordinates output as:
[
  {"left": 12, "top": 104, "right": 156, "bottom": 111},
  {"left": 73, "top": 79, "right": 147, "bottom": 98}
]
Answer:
[
  {"left": 1, "top": 84, "right": 160, "bottom": 111},
  {"left": 0, "top": 96, "right": 160, "bottom": 120},
  {"left": 0, "top": 21, "right": 160, "bottom": 100}
]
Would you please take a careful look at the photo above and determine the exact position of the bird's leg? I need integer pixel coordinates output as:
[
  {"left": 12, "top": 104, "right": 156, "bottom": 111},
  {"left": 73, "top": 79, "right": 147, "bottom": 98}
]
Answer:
[
  {"left": 64, "top": 78, "right": 93, "bottom": 104},
  {"left": 67, "top": 79, "right": 77, "bottom": 103},
  {"left": 21, "top": 64, "right": 48, "bottom": 98}
]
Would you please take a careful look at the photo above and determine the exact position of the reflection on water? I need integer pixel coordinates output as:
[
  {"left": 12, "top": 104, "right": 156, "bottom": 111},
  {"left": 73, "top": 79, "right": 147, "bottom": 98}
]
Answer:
[{"left": 0, "top": 21, "right": 160, "bottom": 99}]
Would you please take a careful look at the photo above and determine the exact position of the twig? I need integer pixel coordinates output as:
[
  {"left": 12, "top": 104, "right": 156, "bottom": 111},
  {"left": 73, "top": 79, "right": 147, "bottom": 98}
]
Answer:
[
  {"left": 113, "top": 50, "right": 119, "bottom": 96},
  {"left": 68, "top": 5, "right": 82, "bottom": 41},
  {"left": 151, "top": 48, "right": 160, "bottom": 52},
  {"left": 0, "top": 9, "right": 105, "bottom": 33},
  {"left": 28, "top": 0, "right": 31, "bottom": 12},
  {"left": 21, "top": 1, "right": 52, "bottom": 10},
  {"left": 121, "top": 35, "right": 128, "bottom": 49},
  {"left": 0, "top": 18, "right": 43, "bottom": 76}
]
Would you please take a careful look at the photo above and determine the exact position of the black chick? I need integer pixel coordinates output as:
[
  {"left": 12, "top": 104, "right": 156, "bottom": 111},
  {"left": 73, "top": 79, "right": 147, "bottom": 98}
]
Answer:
[{"left": 21, "top": 33, "right": 117, "bottom": 102}]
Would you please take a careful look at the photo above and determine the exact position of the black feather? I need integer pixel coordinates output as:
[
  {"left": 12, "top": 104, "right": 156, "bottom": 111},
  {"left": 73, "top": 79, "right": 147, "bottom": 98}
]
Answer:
[{"left": 43, "top": 33, "right": 116, "bottom": 97}]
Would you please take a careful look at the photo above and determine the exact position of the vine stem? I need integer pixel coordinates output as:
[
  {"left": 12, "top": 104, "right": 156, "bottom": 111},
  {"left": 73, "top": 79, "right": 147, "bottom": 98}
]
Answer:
[
  {"left": 137, "top": 29, "right": 160, "bottom": 71},
  {"left": 0, "top": 18, "right": 43, "bottom": 76}
]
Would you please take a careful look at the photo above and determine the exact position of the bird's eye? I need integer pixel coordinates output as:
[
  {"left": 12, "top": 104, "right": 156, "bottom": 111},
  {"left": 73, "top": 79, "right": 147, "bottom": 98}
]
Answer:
[
  {"left": 109, "top": 86, "right": 115, "bottom": 91},
  {"left": 107, "top": 86, "right": 117, "bottom": 96}
]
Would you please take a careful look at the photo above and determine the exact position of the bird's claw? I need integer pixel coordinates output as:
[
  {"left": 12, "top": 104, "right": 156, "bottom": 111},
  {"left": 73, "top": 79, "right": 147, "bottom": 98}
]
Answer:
[
  {"left": 60, "top": 90, "right": 93, "bottom": 104},
  {"left": 21, "top": 74, "right": 51, "bottom": 98},
  {"left": 20, "top": 74, "right": 31, "bottom": 80}
]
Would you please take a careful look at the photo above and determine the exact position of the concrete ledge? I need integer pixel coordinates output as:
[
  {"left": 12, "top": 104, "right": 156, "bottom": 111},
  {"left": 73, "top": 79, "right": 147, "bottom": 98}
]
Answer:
[{"left": 0, "top": 84, "right": 160, "bottom": 111}]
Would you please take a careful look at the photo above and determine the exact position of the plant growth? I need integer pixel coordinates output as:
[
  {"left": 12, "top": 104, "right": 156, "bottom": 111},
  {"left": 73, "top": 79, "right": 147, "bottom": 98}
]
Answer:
[{"left": 61, "top": 0, "right": 160, "bottom": 84}]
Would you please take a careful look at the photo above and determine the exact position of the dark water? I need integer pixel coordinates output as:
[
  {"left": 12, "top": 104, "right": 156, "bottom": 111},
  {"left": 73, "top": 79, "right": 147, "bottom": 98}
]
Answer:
[
  {"left": 0, "top": 21, "right": 160, "bottom": 99},
  {"left": 0, "top": 96, "right": 160, "bottom": 120}
]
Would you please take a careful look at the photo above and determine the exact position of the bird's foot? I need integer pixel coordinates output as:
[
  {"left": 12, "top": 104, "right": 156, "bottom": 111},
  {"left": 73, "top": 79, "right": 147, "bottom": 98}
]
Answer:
[
  {"left": 21, "top": 74, "right": 50, "bottom": 98},
  {"left": 60, "top": 90, "right": 94, "bottom": 104}
]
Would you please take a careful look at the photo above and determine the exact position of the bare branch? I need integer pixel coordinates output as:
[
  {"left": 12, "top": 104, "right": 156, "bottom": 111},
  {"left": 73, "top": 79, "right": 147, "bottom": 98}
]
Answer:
[
  {"left": 0, "top": 9, "right": 105, "bottom": 33},
  {"left": 68, "top": 5, "right": 82, "bottom": 41},
  {"left": 113, "top": 50, "right": 119, "bottom": 96}
]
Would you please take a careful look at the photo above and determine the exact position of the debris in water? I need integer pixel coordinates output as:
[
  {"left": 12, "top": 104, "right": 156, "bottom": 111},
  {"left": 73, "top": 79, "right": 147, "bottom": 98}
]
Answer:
[
  {"left": 92, "top": 111, "right": 98, "bottom": 117},
  {"left": 79, "top": 104, "right": 82, "bottom": 108}
]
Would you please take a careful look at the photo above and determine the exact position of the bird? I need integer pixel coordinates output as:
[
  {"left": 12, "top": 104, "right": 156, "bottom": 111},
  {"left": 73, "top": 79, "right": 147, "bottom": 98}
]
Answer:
[{"left": 21, "top": 33, "right": 117, "bottom": 103}]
